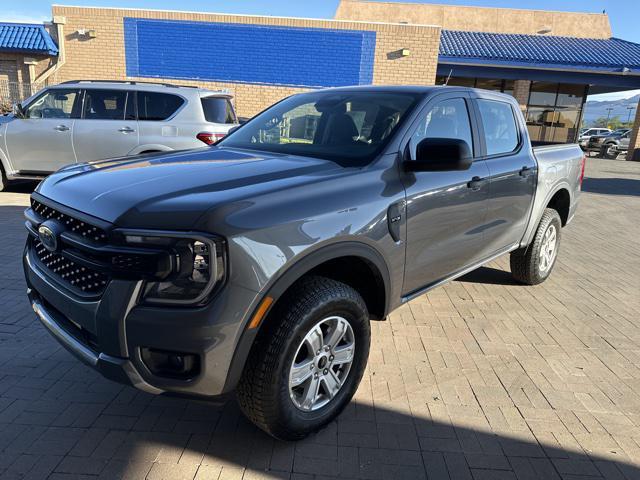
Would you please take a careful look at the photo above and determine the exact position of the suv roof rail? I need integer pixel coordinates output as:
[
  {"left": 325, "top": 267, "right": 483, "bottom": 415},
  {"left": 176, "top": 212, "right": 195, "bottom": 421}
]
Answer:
[{"left": 58, "top": 80, "right": 199, "bottom": 89}]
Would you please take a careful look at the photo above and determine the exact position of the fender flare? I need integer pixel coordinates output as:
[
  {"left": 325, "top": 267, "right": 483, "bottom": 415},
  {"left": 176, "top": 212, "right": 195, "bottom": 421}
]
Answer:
[
  {"left": 127, "top": 144, "right": 174, "bottom": 155},
  {"left": 221, "top": 241, "right": 391, "bottom": 393},
  {"left": 522, "top": 182, "right": 573, "bottom": 247}
]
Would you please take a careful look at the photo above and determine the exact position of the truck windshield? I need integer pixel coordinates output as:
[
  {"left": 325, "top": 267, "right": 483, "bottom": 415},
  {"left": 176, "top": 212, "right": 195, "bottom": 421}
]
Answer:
[{"left": 218, "top": 91, "right": 421, "bottom": 166}]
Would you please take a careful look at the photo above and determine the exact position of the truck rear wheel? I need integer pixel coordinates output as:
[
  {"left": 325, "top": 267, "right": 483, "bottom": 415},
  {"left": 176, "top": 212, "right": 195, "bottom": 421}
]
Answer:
[
  {"left": 237, "top": 276, "right": 370, "bottom": 440},
  {"left": 510, "top": 208, "right": 562, "bottom": 285}
]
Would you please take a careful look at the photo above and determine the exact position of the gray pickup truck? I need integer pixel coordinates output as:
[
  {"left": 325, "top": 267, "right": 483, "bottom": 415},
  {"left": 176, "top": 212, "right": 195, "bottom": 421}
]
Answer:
[{"left": 23, "top": 86, "right": 583, "bottom": 440}]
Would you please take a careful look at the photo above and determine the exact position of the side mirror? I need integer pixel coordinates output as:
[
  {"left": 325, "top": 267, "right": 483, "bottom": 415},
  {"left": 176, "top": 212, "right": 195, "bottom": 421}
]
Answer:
[
  {"left": 12, "top": 103, "right": 25, "bottom": 118},
  {"left": 238, "top": 116, "right": 250, "bottom": 124},
  {"left": 227, "top": 125, "right": 240, "bottom": 135},
  {"left": 404, "top": 138, "right": 472, "bottom": 172}
]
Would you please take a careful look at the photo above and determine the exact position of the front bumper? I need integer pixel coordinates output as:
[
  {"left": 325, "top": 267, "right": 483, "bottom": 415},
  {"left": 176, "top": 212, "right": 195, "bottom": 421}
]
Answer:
[{"left": 24, "top": 239, "right": 260, "bottom": 397}]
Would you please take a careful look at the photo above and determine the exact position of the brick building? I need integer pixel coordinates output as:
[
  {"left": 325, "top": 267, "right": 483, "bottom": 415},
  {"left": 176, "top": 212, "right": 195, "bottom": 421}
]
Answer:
[{"left": 4, "top": 1, "right": 640, "bottom": 158}]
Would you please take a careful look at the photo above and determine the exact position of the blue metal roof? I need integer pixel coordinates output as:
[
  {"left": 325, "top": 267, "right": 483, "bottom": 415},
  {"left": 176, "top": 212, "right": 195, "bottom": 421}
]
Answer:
[
  {"left": 440, "top": 30, "right": 640, "bottom": 74},
  {"left": 0, "top": 23, "right": 58, "bottom": 55}
]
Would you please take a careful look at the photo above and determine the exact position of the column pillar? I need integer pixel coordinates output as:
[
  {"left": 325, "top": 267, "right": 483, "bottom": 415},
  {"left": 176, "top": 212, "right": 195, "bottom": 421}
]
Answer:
[
  {"left": 627, "top": 105, "right": 640, "bottom": 161},
  {"left": 512, "top": 80, "right": 531, "bottom": 113}
]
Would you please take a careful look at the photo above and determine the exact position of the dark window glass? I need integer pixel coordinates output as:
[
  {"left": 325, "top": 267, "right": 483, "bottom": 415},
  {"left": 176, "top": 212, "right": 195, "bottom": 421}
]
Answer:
[
  {"left": 25, "top": 89, "right": 80, "bottom": 119},
  {"left": 529, "top": 82, "right": 558, "bottom": 107},
  {"left": 201, "top": 97, "right": 236, "bottom": 124},
  {"left": 137, "top": 92, "right": 184, "bottom": 121},
  {"left": 220, "top": 91, "right": 421, "bottom": 167},
  {"left": 83, "top": 89, "right": 127, "bottom": 120},
  {"left": 556, "top": 84, "right": 584, "bottom": 107},
  {"left": 125, "top": 92, "right": 136, "bottom": 120},
  {"left": 411, "top": 98, "right": 474, "bottom": 157},
  {"left": 475, "top": 79, "right": 503, "bottom": 91},
  {"left": 477, "top": 99, "right": 519, "bottom": 155}
]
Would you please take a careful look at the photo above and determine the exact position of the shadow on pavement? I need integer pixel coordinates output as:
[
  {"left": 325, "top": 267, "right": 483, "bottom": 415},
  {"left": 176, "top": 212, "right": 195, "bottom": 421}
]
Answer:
[
  {"left": 43, "top": 392, "right": 638, "bottom": 480},
  {"left": 581, "top": 177, "right": 640, "bottom": 196},
  {"left": 456, "top": 266, "right": 520, "bottom": 286}
]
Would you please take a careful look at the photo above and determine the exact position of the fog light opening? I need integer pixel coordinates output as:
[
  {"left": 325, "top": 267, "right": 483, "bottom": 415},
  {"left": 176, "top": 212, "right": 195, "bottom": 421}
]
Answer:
[{"left": 141, "top": 347, "right": 200, "bottom": 380}]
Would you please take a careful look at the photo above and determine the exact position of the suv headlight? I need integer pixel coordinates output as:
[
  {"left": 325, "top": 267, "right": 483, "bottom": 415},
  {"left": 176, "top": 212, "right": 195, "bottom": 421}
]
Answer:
[{"left": 120, "top": 231, "right": 225, "bottom": 306}]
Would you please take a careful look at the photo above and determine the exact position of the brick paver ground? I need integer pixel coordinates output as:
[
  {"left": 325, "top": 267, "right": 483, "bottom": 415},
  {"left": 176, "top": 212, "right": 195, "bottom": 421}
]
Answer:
[{"left": 1, "top": 157, "right": 639, "bottom": 480}]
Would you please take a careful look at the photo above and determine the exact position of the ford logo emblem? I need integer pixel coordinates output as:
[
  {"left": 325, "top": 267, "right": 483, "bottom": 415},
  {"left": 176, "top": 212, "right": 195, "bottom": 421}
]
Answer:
[{"left": 38, "top": 223, "right": 59, "bottom": 252}]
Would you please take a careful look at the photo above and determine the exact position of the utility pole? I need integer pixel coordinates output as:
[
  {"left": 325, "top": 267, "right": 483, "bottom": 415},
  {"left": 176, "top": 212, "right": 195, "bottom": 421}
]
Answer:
[
  {"left": 605, "top": 107, "right": 614, "bottom": 126},
  {"left": 627, "top": 105, "right": 635, "bottom": 125}
]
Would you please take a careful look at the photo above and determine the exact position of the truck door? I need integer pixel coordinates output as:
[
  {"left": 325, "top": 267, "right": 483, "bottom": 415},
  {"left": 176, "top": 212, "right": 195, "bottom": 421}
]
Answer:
[
  {"left": 471, "top": 93, "right": 537, "bottom": 254},
  {"left": 401, "top": 93, "right": 490, "bottom": 296}
]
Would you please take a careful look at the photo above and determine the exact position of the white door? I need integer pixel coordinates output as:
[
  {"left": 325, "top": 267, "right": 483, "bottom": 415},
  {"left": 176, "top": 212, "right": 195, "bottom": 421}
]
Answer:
[
  {"left": 5, "top": 88, "right": 81, "bottom": 173},
  {"left": 73, "top": 89, "right": 139, "bottom": 162}
]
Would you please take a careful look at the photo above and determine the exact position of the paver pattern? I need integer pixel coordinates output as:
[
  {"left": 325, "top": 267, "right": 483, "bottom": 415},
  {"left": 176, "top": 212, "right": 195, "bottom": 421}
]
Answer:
[{"left": 0, "top": 158, "right": 639, "bottom": 480}]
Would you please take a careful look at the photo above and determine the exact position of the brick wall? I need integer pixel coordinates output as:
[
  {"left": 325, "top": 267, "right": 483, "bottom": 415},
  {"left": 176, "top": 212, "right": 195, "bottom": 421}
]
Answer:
[
  {"left": 51, "top": 6, "right": 441, "bottom": 117},
  {"left": 336, "top": 0, "right": 612, "bottom": 39}
]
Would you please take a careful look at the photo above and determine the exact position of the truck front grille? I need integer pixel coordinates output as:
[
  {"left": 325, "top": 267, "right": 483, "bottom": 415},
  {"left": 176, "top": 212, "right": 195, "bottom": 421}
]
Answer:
[
  {"left": 31, "top": 199, "right": 108, "bottom": 243},
  {"left": 33, "top": 238, "right": 110, "bottom": 295}
]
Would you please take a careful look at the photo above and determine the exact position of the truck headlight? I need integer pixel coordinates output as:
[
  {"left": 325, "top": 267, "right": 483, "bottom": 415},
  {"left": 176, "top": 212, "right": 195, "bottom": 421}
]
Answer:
[{"left": 122, "top": 232, "right": 225, "bottom": 305}]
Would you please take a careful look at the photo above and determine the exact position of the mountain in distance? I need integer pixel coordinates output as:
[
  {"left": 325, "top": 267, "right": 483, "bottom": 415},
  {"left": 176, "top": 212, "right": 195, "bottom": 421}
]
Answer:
[{"left": 582, "top": 93, "right": 639, "bottom": 126}]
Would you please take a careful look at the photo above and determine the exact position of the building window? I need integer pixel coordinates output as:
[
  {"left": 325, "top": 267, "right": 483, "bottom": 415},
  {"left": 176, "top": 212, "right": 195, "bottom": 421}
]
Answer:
[
  {"left": 526, "top": 82, "right": 586, "bottom": 144},
  {"left": 435, "top": 76, "right": 514, "bottom": 95}
]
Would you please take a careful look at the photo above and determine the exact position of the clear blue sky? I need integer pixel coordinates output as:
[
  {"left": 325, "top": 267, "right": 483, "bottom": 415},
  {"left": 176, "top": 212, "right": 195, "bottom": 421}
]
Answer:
[
  {"left": 4, "top": 0, "right": 640, "bottom": 100},
  {"left": 5, "top": 0, "right": 639, "bottom": 43}
]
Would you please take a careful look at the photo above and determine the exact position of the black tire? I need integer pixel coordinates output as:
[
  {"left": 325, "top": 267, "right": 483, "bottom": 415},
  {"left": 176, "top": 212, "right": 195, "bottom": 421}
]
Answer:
[
  {"left": 510, "top": 208, "right": 562, "bottom": 285},
  {"left": 237, "top": 276, "right": 370, "bottom": 440},
  {"left": 0, "top": 164, "right": 6, "bottom": 192}
]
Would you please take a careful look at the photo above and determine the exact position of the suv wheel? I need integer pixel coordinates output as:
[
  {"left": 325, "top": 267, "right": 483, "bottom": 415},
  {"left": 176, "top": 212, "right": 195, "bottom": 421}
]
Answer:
[
  {"left": 0, "top": 165, "right": 7, "bottom": 192},
  {"left": 510, "top": 208, "right": 562, "bottom": 285},
  {"left": 237, "top": 276, "right": 370, "bottom": 440}
]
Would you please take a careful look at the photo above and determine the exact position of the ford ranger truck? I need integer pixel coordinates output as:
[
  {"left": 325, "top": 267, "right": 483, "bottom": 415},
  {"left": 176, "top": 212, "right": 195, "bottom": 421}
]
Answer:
[{"left": 23, "top": 86, "right": 584, "bottom": 440}]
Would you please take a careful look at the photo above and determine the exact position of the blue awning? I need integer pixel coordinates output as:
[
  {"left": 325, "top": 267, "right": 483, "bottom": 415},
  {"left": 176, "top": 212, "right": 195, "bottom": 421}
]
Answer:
[
  {"left": 0, "top": 23, "right": 58, "bottom": 56},
  {"left": 439, "top": 30, "right": 640, "bottom": 75}
]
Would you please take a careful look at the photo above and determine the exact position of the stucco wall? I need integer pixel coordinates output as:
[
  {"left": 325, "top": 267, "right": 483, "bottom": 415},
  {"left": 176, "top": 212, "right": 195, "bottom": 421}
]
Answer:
[
  {"left": 51, "top": 6, "right": 441, "bottom": 117},
  {"left": 335, "top": 0, "right": 612, "bottom": 39}
]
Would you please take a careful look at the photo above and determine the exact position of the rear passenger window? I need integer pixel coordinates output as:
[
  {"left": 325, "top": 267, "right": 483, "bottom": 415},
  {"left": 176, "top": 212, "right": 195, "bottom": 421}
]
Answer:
[
  {"left": 477, "top": 99, "right": 519, "bottom": 156},
  {"left": 411, "top": 97, "right": 474, "bottom": 157},
  {"left": 83, "top": 89, "right": 128, "bottom": 120},
  {"left": 137, "top": 92, "right": 184, "bottom": 121},
  {"left": 201, "top": 97, "right": 236, "bottom": 124}
]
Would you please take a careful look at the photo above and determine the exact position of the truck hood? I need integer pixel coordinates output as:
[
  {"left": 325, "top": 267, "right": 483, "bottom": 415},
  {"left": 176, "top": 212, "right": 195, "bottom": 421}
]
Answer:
[{"left": 36, "top": 147, "right": 342, "bottom": 228}]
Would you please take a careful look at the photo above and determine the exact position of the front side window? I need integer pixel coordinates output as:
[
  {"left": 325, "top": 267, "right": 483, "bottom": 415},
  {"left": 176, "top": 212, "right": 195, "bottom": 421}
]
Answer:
[
  {"left": 477, "top": 99, "right": 519, "bottom": 156},
  {"left": 410, "top": 97, "right": 474, "bottom": 157},
  {"left": 24, "top": 89, "right": 80, "bottom": 119},
  {"left": 202, "top": 97, "right": 236, "bottom": 124},
  {"left": 219, "top": 91, "right": 420, "bottom": 166},
  {"left": 83, "top": 89, "right": 128, "bottom": 120},
  {"left": 137, "top": 92, "right": 184, "bottom": 121}
]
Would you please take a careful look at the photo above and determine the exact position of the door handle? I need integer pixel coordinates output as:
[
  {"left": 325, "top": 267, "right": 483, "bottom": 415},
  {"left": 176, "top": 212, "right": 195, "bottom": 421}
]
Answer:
[
  {"left": 118, "top": 127, "right": 136, "bottom": 133},
  {"left": 54, "top": 125, "right": 69, "bottom": 132},
  {"left": 467, "top": 176, "right": 488, "bottom": 191},
  {"left": 519, "top": 166, "right": 534, "bottom": 177}
]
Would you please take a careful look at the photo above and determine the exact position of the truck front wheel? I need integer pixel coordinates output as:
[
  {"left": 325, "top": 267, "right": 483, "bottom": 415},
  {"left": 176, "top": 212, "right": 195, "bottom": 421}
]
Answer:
[
  {"left": 510, "top": 208, "right": 562, "bottom": 285},
  {"left": 237, "top": 276, "right": 370, "bottom": 440}
]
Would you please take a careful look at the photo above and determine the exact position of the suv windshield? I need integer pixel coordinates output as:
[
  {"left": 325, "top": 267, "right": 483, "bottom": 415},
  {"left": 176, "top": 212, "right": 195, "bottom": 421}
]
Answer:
[{"left": 219, "top": 91, "right": 421, "bottom": 166}]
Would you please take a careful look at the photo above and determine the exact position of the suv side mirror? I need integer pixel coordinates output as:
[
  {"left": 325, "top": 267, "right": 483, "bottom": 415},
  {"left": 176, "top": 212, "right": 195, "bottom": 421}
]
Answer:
[
  {"left": 404, "top": 138, "right": 472, "bottom": 172},
  {"left": 12, "top": 103, "right": 25, "bottom": 118},
  {"left": 238, "top": 116, "right": 250, "bottom": 124}
]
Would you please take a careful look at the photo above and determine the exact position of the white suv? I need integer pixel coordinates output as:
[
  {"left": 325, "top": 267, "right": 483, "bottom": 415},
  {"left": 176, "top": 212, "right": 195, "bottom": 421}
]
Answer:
[{"left": 0, "top": 80, "right": 239, "bottom": 191}]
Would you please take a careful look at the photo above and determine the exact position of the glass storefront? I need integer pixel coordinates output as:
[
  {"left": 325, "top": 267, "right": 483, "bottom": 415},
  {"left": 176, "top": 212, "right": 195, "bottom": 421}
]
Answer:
[
  {"left": 526, "top": 82, "right": 586, "bottom": 144},
  {"left": 434, "top": 76, "right": 587, "bottom": 144}
]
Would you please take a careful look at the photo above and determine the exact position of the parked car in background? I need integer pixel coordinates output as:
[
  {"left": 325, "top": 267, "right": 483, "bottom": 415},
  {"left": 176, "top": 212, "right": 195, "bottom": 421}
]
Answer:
[
  {"left": 0, "top": 80, "right": 238, "bottom": 191},
  {"left": 614, "top": 134, "right": 631, "bottom": 156},
  {"left": 578, "top": 127, "right": 611, "bottom": 150},
  {"left": 24, "top": 86, "right": 583, "bottom": 440},
  {"left": 586, "top": 129, "right": 630, "bottom": 158}
]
